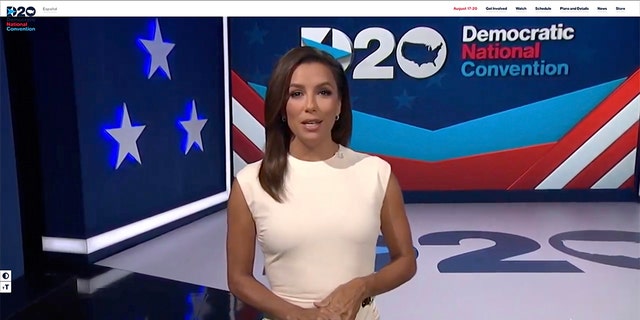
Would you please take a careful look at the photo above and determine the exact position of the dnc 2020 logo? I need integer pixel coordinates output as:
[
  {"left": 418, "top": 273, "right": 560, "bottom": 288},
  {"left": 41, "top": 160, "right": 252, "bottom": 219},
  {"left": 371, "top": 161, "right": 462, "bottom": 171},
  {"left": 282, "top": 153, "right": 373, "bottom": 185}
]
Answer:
[
  {"left": 6, "top": 6, "right": 36, "bottom": 17},
  {"left": 301, "top": 26, "right": 447, "bottom": 80}
]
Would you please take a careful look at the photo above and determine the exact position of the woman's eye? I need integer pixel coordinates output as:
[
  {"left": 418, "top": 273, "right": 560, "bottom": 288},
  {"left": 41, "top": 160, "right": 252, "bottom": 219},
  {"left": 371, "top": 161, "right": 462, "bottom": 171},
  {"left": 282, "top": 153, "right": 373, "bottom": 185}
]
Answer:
[
  {"left": 290, "top": 91, "right": 302, "bottom": 97},
  {"left": 319, "top": 90, "right": 332, "bottom": 96}
]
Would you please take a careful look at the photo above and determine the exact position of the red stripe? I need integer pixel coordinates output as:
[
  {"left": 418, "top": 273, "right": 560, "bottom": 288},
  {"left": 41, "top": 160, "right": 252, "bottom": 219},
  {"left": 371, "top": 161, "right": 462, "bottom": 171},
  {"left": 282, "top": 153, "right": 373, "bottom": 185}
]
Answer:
[
  {"left": 565, "top": 122, "right": 639, "bottom": 189},
  {"left": 231, "top": 71, "right": 265, "bottom": 125},
  {"left": 232, "top": 125, "right": 264, "bottom": 164},
  {"left": 620, "top": 175, "right": 635, "bottom": 189},
  {"left": 509, "top": 69, "right": 640, "bottom": 190},
  {"left": 373, "top": 143, "right": 554, "bottom": 190}
]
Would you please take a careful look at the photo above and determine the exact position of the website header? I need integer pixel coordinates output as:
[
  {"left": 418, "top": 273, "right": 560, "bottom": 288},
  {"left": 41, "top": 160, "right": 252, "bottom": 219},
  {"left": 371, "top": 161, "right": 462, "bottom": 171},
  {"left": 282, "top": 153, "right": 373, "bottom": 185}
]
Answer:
[{"left": 1, "top": 1, "right": 639, "bottom": 17}]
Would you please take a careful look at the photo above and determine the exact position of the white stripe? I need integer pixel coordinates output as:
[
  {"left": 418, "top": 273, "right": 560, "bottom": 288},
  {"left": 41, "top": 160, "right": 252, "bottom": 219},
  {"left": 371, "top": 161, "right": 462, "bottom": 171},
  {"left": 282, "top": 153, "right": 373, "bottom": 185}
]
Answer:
[
  {"left": 223, "top": 17, "right": 232, "bottom": 194},
  {"left": 42, "top": 191, "right": 228, "bottom": 254},
  {"left": 42, "top": 238, "right": 88, "bottom": 254},
  {"left": 591, "top": 148, "right": 637, "bottom": 189},
  {"left": 232, "top": 98, "right": 265, "bottom": 151},
  {"left": 536, "top": 94, "right": 640, "bottom": 189},
  {"left": 233, "top": 151, "right": 248, "bottom": 176}
]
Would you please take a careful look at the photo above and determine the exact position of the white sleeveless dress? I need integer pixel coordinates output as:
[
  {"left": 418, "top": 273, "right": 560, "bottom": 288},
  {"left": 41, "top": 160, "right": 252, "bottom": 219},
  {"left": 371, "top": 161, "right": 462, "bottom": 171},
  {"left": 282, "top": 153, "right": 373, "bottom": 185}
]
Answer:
[{"left": 235, "top": 145, "right": 391, "bottom": 320}]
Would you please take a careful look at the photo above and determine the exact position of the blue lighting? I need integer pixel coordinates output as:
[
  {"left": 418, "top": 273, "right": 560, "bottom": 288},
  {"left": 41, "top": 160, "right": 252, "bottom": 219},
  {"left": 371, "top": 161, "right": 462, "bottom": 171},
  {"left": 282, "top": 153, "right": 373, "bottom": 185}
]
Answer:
[
  {"left": 177, "top": 100, "right": 192, "bottom": 154},
  {"left": 184, "top": 286, "right": 208, "bottom": 320},
  {"left": 102, "top": 133, "right": 117, "bottom": 169},
  {"left": 103, "top": 106, "right": 126, "bottom": 169},
  {"left": 137, "top": 42, "right": 154, "bottom": 79},
  {"left": 137, "top": 19, "right": 156, "bottom": 78}
]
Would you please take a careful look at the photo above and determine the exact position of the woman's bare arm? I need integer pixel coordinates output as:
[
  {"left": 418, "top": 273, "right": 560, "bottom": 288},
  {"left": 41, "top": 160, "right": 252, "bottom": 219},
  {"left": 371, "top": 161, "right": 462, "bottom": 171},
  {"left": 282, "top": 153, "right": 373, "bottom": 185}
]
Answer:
[
  {"left": 361, "top": 172, "right": 417, "bottom": 297},
  {"left": 226, "top": 179, "right": 303, "bottom": 319}
]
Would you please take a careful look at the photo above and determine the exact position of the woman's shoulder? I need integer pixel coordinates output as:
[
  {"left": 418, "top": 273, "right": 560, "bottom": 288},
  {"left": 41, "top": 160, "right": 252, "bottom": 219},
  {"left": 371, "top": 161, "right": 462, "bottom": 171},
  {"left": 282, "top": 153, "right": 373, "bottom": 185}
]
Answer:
[
  {"left": 235, "top": 160, "right": 263, "bottom": 183},
  {"left": 342, "top": 146, "right": 393, "bottom": 193},
  {"left": 342, "top": 146, "right": 391, "bottom": 170}
]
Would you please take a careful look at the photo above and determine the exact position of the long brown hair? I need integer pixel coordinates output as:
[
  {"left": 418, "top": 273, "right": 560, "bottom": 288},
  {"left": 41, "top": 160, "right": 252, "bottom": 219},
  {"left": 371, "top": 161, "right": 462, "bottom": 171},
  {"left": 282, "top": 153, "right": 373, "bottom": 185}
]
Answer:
[{"left": 258, "top": 46, "right": 352, "bottom": 202}]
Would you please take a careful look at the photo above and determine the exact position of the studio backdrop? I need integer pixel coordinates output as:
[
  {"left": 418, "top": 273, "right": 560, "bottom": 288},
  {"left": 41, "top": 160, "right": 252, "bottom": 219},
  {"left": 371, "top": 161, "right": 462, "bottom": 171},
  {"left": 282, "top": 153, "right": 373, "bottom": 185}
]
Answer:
[
  {"left": 228, "top": 17, "right": 640, "bottom": 202},
  {"left": 5, "top": 17, "right": 230, "bottom": 262}
]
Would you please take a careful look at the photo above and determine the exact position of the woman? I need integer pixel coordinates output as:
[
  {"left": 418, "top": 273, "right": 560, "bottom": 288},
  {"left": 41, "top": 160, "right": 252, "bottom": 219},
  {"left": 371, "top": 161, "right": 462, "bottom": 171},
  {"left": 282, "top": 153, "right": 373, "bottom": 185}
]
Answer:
[{"left": 227, "top": 46, "right": 416, "bottom": 320}]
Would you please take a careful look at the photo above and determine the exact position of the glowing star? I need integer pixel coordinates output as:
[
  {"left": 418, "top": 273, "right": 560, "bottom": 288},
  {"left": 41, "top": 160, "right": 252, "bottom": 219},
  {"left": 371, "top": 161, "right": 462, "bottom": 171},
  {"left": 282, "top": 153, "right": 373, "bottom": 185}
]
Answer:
[
  {"left": 105, "top": 103, "right": 146, "bottom": 169},
  {"left": 179, "top": 100, "right": 208, "bottom": 155},
  {"left": 139, "top": 18, "right": 175, "bottom": 79}
]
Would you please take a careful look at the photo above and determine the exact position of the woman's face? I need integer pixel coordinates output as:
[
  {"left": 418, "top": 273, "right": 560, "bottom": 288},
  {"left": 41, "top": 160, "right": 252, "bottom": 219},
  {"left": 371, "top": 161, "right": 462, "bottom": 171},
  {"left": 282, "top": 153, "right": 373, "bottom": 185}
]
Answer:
[{"left": 285, "top": 62, "right": 341, "bottom": 147}]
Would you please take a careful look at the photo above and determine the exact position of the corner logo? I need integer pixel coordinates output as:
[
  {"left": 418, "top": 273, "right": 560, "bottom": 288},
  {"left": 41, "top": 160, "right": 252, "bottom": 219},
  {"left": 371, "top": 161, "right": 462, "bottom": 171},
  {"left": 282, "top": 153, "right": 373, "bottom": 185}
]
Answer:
[
  {"left": 6, "top": 6, "right": 36, "bottom": 17},
  {"left": 300, "top": 27, "right": 353, "bottom": 70}
]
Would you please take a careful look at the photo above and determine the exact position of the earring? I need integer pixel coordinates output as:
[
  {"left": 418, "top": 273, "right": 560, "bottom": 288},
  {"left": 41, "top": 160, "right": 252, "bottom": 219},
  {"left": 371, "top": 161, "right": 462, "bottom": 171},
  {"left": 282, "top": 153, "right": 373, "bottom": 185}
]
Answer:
[
  {"left": 335, "top": 114, "right": 340, "bottom": 121},
  {"left": 281, "top": 116, "right": 286, "bottom": 122}
]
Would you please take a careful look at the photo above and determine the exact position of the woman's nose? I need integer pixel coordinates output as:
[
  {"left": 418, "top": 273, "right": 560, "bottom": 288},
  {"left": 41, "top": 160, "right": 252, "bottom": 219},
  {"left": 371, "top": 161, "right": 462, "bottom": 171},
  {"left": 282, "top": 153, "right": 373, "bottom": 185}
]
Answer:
[{"left": 305, "top": 96, "right": 318, "bottom": 111}]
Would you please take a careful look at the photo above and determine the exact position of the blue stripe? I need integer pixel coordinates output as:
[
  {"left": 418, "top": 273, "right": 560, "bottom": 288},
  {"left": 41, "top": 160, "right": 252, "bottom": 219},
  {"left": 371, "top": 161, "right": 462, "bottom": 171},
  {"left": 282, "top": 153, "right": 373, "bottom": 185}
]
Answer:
[
  {"left": 244, "top": 78, "right": 624, "bottom": 161},
  {"left": 352, "top": 78, "right": 624, "bottom": 161},
  {"left": 302, "top": 38, "right": 351, "bottom": 60},
  {"left": 376, "top": 246, "right": 389, "bottom": 254},
  {"left": 248, "top": 82, "right": 267, "bottom": 98}
]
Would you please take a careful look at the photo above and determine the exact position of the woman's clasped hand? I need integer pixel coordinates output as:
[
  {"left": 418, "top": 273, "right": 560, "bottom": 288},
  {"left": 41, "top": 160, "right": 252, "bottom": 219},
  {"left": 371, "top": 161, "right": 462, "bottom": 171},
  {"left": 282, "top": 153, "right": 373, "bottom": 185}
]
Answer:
[{"left": 286, "top": 278, "right": 368, "bottom": 320}]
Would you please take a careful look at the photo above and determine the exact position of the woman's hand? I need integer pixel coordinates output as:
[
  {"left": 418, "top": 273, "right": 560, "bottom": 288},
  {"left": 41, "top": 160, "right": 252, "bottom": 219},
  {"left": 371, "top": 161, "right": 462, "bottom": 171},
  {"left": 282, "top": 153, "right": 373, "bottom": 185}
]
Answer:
[
  {"left": 284, "top": 307, "right": 341, "bottom": 320},
  {"left": 313, "top": 277, "right": 369, "bottom": 320}
]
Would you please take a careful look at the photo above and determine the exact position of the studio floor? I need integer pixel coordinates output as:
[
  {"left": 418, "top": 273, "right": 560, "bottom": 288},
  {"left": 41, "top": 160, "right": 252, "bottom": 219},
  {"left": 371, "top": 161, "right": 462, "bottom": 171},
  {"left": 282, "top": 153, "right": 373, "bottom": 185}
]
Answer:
[
  {"left": 87, "top": 202, "right": 639, "bottom": 320},
  {"left": 7, "top": 202, "right": 638, "bottom": 319}
]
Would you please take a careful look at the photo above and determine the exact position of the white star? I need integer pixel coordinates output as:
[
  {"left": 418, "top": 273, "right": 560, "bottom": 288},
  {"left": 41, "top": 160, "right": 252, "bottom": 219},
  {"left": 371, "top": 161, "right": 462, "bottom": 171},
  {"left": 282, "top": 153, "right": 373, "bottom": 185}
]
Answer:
[
  {"left": 179, "top": 100, "right": 208, "bottom": 155},
  {"left": 139, "top": 18, "right": 175, "bottom": 79},
  {"left": 105, "top": 103, "right": 146, "bottom": 169}
]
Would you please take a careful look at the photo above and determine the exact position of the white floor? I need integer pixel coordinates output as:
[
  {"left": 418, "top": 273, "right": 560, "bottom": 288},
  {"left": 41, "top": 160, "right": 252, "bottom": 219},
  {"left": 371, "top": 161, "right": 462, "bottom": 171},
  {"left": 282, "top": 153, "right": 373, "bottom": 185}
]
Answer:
[{"left": 97, "top": 202, "right": 640, "bottom": 320}]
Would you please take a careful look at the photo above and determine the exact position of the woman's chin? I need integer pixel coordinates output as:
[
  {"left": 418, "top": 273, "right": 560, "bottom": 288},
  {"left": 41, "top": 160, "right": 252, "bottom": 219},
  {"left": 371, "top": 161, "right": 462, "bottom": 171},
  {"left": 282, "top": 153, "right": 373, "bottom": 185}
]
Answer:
[{"left": 291, "top": 133, "right": 331, "bottom": 146}]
